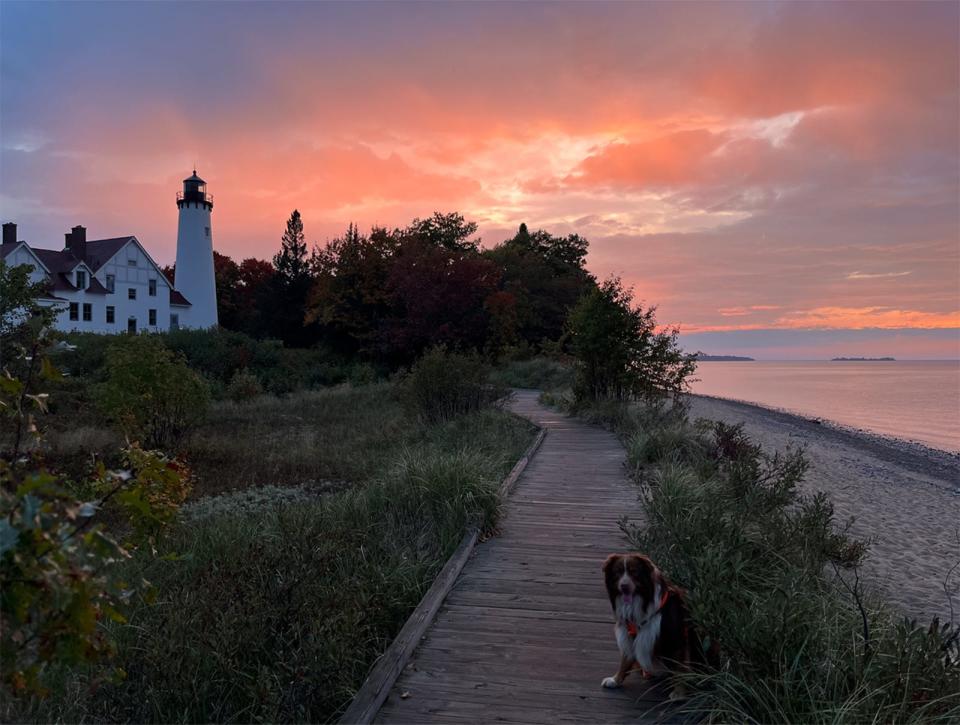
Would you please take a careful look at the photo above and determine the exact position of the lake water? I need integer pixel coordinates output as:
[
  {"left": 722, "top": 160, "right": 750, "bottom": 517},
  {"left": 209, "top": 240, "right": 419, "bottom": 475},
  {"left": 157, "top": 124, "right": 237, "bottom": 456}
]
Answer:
[{"left": 690, "top": 361, "right": 960, "bottom": 452}]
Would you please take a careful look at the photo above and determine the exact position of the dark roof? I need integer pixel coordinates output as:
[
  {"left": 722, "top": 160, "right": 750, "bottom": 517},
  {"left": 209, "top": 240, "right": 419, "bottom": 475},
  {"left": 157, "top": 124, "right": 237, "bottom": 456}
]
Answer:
[
  {"left": 25, "top": 237, "right": 134, "bottom": 274},
  {"left": 33, "top": 248, "right": 81, "bottom": 273},
  {"left": 170, "top": 289, "right": 191, "bottom": 306},
  {"left": 49, "top": 273, "right": 78, "bottom": 292},
  {"left": 0, "top": 241, "right": 22, "bottom": 260},
  {"left": 85, "top": 277, "right": 110, "bottom": 295},
  {"left": 184, "top": 171, "right": 205, "bottom": 184},
  {"left": 84, "top": 237, "right": 134, "bottom": 271}
]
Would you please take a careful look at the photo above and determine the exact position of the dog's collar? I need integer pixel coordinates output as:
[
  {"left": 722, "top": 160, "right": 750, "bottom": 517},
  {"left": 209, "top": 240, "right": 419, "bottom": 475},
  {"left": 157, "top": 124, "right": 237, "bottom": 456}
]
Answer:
[{"left": 625, "top": 588, "right": 671, "bottom": 637}]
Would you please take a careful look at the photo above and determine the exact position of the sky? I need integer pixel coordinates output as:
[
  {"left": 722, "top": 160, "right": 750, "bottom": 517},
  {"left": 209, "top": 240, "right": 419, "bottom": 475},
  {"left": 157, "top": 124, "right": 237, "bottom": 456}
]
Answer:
[{"left": 1, "top": 1, "right": 958, "bottom": 359}]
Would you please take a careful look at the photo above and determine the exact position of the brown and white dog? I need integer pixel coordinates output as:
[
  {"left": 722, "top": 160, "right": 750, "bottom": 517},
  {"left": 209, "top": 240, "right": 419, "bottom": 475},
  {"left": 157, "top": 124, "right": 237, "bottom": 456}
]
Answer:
[{"left": 600, "top": 553, "right": 705, "bottom": 698}]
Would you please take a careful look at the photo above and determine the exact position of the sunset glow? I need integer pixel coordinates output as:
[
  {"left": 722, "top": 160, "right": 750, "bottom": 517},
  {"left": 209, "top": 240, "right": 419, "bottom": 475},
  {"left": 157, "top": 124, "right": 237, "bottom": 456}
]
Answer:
[{"left": 2, "top": 1, "right": 957, "bottom": 358}]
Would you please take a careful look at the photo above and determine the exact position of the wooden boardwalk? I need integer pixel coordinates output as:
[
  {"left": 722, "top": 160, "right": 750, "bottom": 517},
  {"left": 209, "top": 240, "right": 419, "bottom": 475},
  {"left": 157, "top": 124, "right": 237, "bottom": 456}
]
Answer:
[{"left": 373, "top": 390, "right": 666, "bottom": 724}]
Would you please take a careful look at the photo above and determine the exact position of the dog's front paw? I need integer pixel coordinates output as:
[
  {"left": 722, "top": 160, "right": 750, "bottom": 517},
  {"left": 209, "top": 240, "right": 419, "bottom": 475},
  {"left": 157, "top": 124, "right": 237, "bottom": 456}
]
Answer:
[{"left": 601, "top": 676, "right": 621, "bottom": 689}]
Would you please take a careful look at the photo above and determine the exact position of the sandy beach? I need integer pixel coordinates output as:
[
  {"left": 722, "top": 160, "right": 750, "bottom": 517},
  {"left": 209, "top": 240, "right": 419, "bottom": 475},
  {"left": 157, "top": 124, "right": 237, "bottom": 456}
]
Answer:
[{"left": 687, "top": 395, "right": 960, "bottom": 624}]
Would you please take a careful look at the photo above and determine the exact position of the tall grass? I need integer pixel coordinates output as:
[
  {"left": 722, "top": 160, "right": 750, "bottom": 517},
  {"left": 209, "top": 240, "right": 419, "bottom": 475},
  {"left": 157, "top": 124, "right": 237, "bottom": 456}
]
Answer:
[
  {"left": 565, "top": 398, "right": 960, "bottom": 723},
  {"left": 9, "top": 392, "right": 535, "bottom": 723},
  {"left": 489, "top": 357, "right": 573, "bottom": 392}
]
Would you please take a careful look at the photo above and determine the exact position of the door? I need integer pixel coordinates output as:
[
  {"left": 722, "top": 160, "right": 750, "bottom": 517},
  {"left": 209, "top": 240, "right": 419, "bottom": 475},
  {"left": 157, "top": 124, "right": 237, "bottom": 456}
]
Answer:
[{"left": 127, "top": 317, "right": 137, "bottom": 334}]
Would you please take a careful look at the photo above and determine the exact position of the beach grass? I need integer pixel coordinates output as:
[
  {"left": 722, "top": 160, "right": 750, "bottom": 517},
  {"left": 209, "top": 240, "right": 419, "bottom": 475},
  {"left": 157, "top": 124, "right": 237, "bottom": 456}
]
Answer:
[
  {"left": 8, "top": 385, "right": 536, "bottom": 724},
  {"left": 553, "top": 395, "right": 960, "bottom": 723}
]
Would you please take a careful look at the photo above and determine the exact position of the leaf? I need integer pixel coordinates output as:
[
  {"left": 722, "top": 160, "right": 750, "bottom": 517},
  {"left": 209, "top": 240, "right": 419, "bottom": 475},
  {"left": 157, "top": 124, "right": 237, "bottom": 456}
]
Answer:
[{"left": 0, "top": 519, "right": 20, "bottom": 556}]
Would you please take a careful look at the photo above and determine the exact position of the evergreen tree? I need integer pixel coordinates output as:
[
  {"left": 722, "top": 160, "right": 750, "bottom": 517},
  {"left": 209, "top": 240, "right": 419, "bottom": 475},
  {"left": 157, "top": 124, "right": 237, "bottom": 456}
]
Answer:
[{"left": 273, "top": 210, "right": 309, "bottom": 283}]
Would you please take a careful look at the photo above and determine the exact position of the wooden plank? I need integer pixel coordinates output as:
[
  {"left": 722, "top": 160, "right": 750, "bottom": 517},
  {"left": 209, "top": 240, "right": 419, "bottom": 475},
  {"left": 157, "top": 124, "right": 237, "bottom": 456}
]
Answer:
[
  {"left": 369, "top": 391, "right": 662, "bottom": 724},
  {"left": 340, "top": 422, "right": 547, "bottom": 725},
  {"left": 340, "top": 528, "right": 478, "bottom": 725}
]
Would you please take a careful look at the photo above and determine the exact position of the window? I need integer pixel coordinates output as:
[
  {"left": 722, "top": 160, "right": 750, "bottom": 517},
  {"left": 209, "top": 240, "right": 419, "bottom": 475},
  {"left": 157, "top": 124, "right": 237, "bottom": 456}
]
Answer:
[
  {"left": 149, "top": 309, "right": 157, "bottom": 326},
  {"left": 128, "top": 287, "right": 136, "bottom": 300},
  {"left": 205, "top": 226, "right": 210, "bottom": 237},
  {"left": 170, "top": 313, "right": 179, "bottom": 330},
  {"left": 82, "top": 303, "right": 92, "bottom": 322},
  {"left": 106, "top": 274, "right": 115, "bottom": 293},
  {"left": 76, "top": 270, "right": 87, "bottom": 289},
  {"left": 69, "top": 302, "right": 79, "bottom": 321},
  {"left": 106, "top": 306, "right": 115, "bottom": 324},
  {"left": 149, "top": 278, "right": 157, "bottom": 296},
  {"left": 127, "top": 258, "right": 137, "bottom": 266}
]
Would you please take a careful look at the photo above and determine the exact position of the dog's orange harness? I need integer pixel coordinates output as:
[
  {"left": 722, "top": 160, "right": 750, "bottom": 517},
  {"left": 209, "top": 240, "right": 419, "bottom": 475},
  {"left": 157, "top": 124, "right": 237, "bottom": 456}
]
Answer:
[{"left": 625, "top": 588, "right": 672, "bottom": 638}]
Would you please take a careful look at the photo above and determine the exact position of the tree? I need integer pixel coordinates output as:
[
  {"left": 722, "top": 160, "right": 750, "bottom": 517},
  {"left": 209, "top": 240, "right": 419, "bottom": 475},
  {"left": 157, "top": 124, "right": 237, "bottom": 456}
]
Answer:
[
  {"left": 483, "top": 224, "right": 595, "bottom": 351},
  {"left": 96, "top": 336, "right": 210, "bottom": 450},
  {"left": 406, "top": 212, "right": 479, "bottom": 252},
  {"left": 567, "top": 277, "right": 696, "bottom": 403},
  {"left": 386, "top": 236, "right": 500, "bottom": 361},
  {"left": 306, "top": 224, "right": 396, "bottom": 356},
  {"left": 272, "top": 209, "right": 309, "bottom": 283},
  {"left": 269, "top": 210, "right": 316, "bottom": 347}
]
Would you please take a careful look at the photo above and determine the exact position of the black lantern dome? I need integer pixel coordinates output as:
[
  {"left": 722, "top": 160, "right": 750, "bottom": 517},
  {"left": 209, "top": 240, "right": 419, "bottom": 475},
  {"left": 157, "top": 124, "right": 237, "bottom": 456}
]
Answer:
[{"left": 177, "top": 170, "right": 213, "bottom": 209}]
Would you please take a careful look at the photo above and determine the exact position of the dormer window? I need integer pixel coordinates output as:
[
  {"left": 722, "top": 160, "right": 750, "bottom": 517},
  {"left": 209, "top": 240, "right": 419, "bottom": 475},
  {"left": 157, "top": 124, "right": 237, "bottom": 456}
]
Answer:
[{"left": 76, "top": 270, "right": 87, "bottom": 289}]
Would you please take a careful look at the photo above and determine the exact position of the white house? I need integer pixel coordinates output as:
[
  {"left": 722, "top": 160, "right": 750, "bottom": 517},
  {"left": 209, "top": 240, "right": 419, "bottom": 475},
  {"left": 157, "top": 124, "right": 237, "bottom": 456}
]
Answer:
[{"left": 1, "top": 171, "right": 217, "bottom": 334}]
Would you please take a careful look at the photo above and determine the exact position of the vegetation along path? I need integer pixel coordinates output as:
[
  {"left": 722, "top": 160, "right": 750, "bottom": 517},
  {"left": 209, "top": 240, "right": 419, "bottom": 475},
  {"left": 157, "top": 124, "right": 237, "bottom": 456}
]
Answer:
[{"left": 372, "top": 390, "right": 666, "bottom": 724}]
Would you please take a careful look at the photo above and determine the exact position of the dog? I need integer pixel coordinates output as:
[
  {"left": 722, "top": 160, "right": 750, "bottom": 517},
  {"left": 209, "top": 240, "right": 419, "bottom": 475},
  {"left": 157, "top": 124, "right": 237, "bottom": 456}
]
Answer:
[{"left": 600, "top": 553, "right": 705, "bottom": 699}]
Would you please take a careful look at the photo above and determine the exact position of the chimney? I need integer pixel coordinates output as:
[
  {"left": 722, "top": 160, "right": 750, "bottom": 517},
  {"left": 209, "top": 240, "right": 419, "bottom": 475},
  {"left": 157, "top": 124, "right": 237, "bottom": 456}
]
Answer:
[
  {"left": 2, "top": 222, "right": 16, "bottom": 246},
  {"left": 66, "top": 225, "right": 87, "bottom": 261}
]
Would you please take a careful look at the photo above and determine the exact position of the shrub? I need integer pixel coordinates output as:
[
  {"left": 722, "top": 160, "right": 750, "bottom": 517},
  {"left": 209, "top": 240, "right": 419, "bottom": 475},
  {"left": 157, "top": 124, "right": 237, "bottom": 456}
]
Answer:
[
  {"left": 96, "top": 336, "right": 210, "bottom": 451},
  {"left": 225, "top": 368, "right": 263, "bottom": 402},
  {"left": 600, "top": 405, "right": 960, "bottom": 722},
  {"left": 398, "top": 346, "right": 506, "bottom": 423},
  {"left": 567, "top": 277, "right": 696, "bottom": 403},
  {"left": 16, "top": 409, "right": 534, "bottom": 723},
  {"left": 489, "top": 357, "right": 573, "bottom": 391}
]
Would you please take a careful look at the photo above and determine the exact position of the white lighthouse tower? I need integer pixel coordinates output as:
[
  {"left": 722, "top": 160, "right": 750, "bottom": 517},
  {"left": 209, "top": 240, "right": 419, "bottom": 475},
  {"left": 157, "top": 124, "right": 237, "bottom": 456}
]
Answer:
[{"left": 174, "top": 170, "right": 218, "bottom": 328}]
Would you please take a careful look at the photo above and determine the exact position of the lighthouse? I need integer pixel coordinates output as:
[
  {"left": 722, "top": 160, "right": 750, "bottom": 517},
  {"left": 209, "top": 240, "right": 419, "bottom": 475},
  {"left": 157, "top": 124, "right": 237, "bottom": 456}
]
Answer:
[{"left": 174, "top": 170, "right": 218, "bottom": 328}]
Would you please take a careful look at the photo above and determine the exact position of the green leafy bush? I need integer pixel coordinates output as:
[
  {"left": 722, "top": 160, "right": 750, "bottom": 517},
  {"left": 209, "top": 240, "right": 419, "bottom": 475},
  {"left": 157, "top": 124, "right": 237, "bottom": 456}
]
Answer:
[
  {"left": 225, "top": 368, "right": 263, "bottom": 403},
  {"left": 95, "top": 336, "right": 210, "bottom": 451},
  {"left": 489, "top": 357, "right": 573, "bottom": 391},
  {"left": 398, "top": 346, "right": 506, "bottom": 423},
  {"left": 585, "top": 399, "right": 960, "bottom": 722},
  {"left": 567, "top": 277, "right": 695, "bottom": 403}
]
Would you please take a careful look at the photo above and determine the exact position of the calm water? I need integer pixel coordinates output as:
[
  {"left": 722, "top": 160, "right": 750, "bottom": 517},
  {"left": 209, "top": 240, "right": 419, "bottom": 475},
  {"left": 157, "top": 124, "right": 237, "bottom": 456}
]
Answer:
[{"left": 691, "top": 361, "right": 960, "bottom": 452}]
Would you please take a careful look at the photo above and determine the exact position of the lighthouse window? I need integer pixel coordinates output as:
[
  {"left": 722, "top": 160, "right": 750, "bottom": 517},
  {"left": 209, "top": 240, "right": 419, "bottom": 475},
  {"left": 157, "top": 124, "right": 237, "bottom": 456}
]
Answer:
[
  {"left": 205, "top": 226, "right": 210, "bottom": 237},
  {"left": 82, "top": 303, "right": 92, "bottom": 322},
  {"left": 106, "top": 274, "right": 115, "bottom": 292},
  {"left": 69, "top": 302, "right": 79, "bottom": 321},
  {"left": 149, "top": 309, "right": 157, "bottom": 326},
  {"left": 149, "top": 279, "right": 157, "bottom": 296},
  {"left": 128, "top": 287, "right": 137, "bottom": 300},
  {"left": 106, "top": 306, "right": 115, "bottom": 324}
]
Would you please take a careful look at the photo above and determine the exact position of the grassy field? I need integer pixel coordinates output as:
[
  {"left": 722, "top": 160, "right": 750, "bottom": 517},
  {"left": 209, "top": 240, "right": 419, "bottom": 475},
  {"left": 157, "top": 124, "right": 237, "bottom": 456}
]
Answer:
[
  {"left": 548, "top": 394, "right": 960, "bottom": 723},
  {"left": 11, "top": 384, "right": 536, "bottom": 723}
]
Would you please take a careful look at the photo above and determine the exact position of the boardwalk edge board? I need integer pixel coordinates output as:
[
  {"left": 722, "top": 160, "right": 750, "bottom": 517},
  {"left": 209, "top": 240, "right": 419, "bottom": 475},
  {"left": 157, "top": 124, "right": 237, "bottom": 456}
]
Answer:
[{"left": 339, "top": 426, "right": 547, "bottom": 725}]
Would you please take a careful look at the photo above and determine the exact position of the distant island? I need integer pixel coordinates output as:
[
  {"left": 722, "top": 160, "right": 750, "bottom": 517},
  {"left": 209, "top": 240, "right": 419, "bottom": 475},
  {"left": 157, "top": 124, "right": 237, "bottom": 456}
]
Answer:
[
  {"left": 831, "top": 357, "right": 896, "bottom": 362},
  {"left": 694, "top": 352, "right": 755, "bottom": 361}
]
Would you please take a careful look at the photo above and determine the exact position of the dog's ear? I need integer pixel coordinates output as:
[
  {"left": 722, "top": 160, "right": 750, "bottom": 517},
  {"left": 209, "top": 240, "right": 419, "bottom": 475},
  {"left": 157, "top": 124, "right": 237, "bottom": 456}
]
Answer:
[{"left": 601, "top": 554, "right": 621, "bottom": 573}]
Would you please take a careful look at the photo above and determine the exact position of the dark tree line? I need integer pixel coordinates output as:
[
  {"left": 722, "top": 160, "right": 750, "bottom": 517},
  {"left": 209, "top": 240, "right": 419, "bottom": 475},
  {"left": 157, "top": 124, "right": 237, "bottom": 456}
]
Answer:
[{"left": 196, "top": 211, "right": 597, "bottom": 365}]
